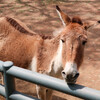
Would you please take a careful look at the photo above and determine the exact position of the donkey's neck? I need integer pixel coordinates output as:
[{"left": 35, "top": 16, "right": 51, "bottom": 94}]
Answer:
[
  {"left": 53, "top": 40, "right": 63, "bottom": 72},
  {"left": 49, "top": 35, "right": 63, "bottom": 77}
]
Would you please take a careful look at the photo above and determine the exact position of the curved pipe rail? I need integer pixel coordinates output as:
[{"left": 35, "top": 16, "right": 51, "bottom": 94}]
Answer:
[{"left": 0, "top": 61, "right": 100, "bottom": 100}]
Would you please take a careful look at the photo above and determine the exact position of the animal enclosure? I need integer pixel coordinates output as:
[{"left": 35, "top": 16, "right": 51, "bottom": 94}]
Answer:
[
  {"left": 0, "top": 61, "right": 100, "bottom": 100},
  {"left": 0, "top": 0, "right": 100, "bottom": 100}
]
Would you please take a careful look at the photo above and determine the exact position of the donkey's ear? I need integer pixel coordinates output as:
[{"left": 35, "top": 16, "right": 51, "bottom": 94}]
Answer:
[
  {"left": 56, "top": 5, "right": 71, "bottom": 26},
  {"left": 84, "top": 21, "right": 100, "bottom": 30}
]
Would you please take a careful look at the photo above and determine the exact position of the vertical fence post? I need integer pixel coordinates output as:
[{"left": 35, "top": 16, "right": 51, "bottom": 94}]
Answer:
[
  {"left": 0, "top": 61, "right": 4, "bottom": 83},
  {"left": 3, "top": 61, "right": 15, "bottom": 100}
]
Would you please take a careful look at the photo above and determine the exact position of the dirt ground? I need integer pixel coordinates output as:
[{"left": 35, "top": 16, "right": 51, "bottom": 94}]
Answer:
[{"left": 0, "top": 0, "right": 100, "bottom": 100}]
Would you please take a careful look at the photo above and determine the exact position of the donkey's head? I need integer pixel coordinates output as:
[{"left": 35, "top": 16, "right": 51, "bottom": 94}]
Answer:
[{"left": 56, "top": 5, "right": 100, "bottom": 83}]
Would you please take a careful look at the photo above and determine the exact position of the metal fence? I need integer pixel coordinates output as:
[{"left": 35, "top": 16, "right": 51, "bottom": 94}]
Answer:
[{"left": 0, "top": 61, "right": 100, "bottom": 100}]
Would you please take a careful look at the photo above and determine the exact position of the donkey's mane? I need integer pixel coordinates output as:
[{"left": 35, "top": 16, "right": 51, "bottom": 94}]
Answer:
[
  {"left": 6, "top": 17, "right": 34, "bottom": 36},
  {"left": 39, "top": 34, "right": 54, "bottom": 39},
  {"left": 6, "top": 17, "right": 53, "bottom": 40}
]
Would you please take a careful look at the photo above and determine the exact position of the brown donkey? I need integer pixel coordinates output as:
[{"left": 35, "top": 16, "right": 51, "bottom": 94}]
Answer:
[{"left": 0, "top": 6, "right": 99, "bottom": 100}]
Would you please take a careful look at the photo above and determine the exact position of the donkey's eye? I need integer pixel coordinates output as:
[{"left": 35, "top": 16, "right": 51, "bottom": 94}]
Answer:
[
  {"left": 61, "top": 39, "right": 65, "bottom": 43},
  {"left": 82, "top": 41, "right": 87, "bottom": 45}
]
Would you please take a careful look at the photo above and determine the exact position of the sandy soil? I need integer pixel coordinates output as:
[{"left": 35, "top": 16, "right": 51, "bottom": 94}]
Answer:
[{"left": 0, "top": 0, "right": 100, "bottom": 100}]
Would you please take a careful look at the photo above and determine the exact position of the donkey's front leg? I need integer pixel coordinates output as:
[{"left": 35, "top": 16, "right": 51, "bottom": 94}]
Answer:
[
  {"left": 36, "top": 85, "right": 46, "bottom": 100},
  {"left": 46, "top": 89, "right": 53, "bottom": 100},
  {"left": 0, "top": 72, "right": 3, "bottom": 84}
]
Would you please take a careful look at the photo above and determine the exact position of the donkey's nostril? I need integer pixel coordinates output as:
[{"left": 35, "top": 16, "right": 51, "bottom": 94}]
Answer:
[
  {"left": 74, "top": 73, "right": 79, "bottom": 79},
  {"left": 62, "top": 71, "right": 66, "bottom": 75}
]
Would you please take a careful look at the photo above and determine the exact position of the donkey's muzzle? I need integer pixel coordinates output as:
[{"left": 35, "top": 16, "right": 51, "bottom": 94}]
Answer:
[{"left": 62, "top": 71, "right": 79, "bottom": 83}]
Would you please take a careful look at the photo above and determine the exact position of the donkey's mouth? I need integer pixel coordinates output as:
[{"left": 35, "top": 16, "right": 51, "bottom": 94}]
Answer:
[{"left": 65, "top": 78, "right": 77, "bottom": 84}]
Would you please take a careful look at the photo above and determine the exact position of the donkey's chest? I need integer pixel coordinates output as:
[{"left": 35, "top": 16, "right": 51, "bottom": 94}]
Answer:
[
  {"left": 30, "top": 55, "right": 63, "bottom": 78},
  {"left": 31, "top": 40, "right": 63, "bottom": 78},
  {"left": 48, "top": 55, "right": 63, "bottom": 78},
  {"left": 49, "top": 62, "right": 63, "bottom": 78},
  {"left": 49, "top": 40, "right": 63, "bottom": 77}
]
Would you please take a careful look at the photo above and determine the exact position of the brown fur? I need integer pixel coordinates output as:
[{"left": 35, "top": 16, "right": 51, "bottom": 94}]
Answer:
[
  {"left": 59, "top": 23, "right": 87, "bottom": 69},
  {"left": 0, "top": 11, "right": 92, "bottom": 100},
  {"left": 0, "top": 16, "right": 87, "bottom": 71},
  {"left": 0, "top": 17, "right": 58, "bottom": 70},
  {"left": 0, "top": 16, "right": 87, "bottom": 72},
  {"left": 56, "top": 5, "right": 71, "bottom": 25},
  {"left": 6, "top": 17, "right": 53, "bottom": 40},
  {"left": 6, "top": 17, "right": 34, "bottom": 35},
  {"left": 0, "top": 17, "right": 40, "bottom": 68},
  {"left": 0, "top": 5, "right": 99, "bottom": 99},
  {"left": 72, "top": 16, "right": 83, "bottom": 25}
]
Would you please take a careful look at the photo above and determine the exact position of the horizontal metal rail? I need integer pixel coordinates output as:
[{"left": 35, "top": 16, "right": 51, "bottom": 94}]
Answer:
[
  {"left": 9, "top": 91, "right": 39, "bottom": 100},
  {"left": 0, "top": 84, "right": 39, "bottom": 100},
  {"left": 0, "top": 61, "right": 100, "bottom": 100}
]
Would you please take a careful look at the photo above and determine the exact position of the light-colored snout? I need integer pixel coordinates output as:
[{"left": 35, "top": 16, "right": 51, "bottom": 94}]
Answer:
[{"left": 61, "top": 62, "right": 79, "bottom": 83}]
